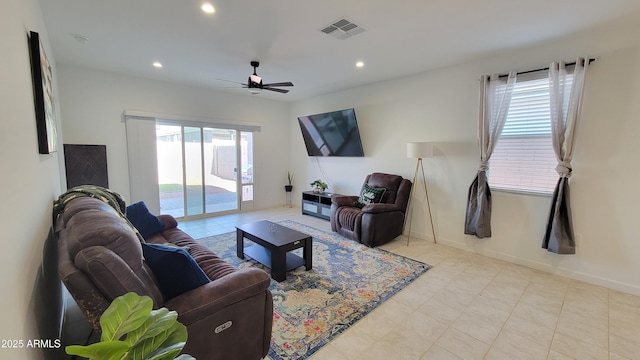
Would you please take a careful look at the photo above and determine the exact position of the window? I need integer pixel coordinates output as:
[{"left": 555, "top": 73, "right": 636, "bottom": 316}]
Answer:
[{"left": 489, "top": 71, "right": 572, "bottom": 194}]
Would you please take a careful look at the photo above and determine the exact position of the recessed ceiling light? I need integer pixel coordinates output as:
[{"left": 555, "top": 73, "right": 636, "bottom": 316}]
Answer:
[
  {"left": 153, "top": 62, "right": 163, "bottom": 68},
  {"left": 201, "top": 3, "right": 215, "bottom": 14},
  {"left": 356, "top": 61, "right": 364, "bottom": 68}
]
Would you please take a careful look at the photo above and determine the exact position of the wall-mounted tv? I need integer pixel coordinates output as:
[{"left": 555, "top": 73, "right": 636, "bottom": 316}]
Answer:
[{"left": 297, "top": 108, "right": 365, "bottom": 157}]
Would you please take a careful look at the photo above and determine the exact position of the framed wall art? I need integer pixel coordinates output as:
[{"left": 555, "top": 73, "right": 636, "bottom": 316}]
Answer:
[
  {"left": 63, "top": 144, "right": 109, "bottom": 189},
  {"left": 29, "top": 31, "right": 58, "bottom": 154}
]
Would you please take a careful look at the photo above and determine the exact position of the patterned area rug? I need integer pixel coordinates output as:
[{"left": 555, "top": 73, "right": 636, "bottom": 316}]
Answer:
[{"left": 197, "top": 220, "right": 430, "bottom": 360}]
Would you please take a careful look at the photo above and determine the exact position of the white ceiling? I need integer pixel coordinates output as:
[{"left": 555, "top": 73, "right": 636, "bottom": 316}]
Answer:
[{"left": 39, "top": 0, "right": 640, "bottom": 102}]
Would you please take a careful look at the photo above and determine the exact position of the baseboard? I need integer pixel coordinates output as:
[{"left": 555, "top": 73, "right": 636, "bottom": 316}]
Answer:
[
  {"left": 403, "top": 229, "right": 434, "bottom": 243},
  {"left": 252, "top": 202, "right": 297, "bottom": 211},
  {"left": 431, "top": 236, "right": 640, "bottom": 297}
]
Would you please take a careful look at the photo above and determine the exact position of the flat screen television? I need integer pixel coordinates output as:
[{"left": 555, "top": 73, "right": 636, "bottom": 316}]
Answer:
[{"left": 297, "top": 108, "right": 365, "bottom": 157}]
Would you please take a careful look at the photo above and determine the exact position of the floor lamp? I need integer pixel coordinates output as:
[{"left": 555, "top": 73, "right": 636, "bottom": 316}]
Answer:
[{"left": 406, "top": 142, "right": 436, "bottom": 245}]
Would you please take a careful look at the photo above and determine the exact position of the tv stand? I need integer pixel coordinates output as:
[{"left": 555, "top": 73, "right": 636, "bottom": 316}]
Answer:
[{"left": 301, "top": 191, "right": 341, "bottom": 221}]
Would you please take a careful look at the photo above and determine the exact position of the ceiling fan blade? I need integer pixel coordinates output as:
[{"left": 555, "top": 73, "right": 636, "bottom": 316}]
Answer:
[
  {"left": 219, "top": 62, "right": 292, "bottom": 94},
  {"left": 262, "top": 82, "right": 294, "bottom": 87},
  {"left": 214, "top": 78, "right": 245, "bottom": 85},
  {"left": 263, "top": 87, "right": 290, "bottom": 94}
]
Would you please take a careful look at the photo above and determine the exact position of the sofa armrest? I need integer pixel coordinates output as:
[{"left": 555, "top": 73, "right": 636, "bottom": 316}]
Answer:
[
  {"left": 165, "top": 267, "right": 271, "bottom": 325},
  {"left": 157, "top": 214, "right": 178, "bottom": 229},
  {"left": 361, "top": 203, "right": 402, "bottom": 214},
  {"left": 332, "top": 195, "right": 359, "bottom": 207}
]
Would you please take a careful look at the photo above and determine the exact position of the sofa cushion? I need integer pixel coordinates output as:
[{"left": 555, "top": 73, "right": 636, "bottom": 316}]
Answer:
[
  {"left": 126, "top": 201, "right": 165, "bottom": 240},
  {"left": 355, "top": 183, "right": 386, "bottom": 208},
  {"left": 142, "top": 243, "right": 211, "bottom": 300},
  {"left": 74, "top": 246, "right": 164, "bottom": 307},
  {"left": 65, "top": 204, "right": 144, "bottom": 268}
]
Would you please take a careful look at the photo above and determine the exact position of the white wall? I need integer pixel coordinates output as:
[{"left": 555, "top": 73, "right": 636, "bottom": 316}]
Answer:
[
  {"left": 54, "top": 8, "right": 640, "bottom": 303},
  {"left": 1, "top": 3, "right": 635, "bottom": 357},
  {"left": 290, "top": 18, "right": 640, "bottom": 295},
  {"left": 57, "top": 65, "right": 291, "bottom": 209},
  {"left": 0, "top": 0, "right": 64, "bottom": 358}
]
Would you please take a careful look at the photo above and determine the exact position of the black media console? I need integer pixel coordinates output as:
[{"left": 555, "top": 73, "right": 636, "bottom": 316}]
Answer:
[{"left": 301, "top": 191, "right": 342, "bottom": 220}]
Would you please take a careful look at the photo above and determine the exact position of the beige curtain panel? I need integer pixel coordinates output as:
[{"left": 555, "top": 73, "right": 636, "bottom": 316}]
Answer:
[
  {"left": 465, "top": 71, "right": 517, "bottom": 238},
  {"left": 542, "top": 58, "right": 589, "bottom": 254}
]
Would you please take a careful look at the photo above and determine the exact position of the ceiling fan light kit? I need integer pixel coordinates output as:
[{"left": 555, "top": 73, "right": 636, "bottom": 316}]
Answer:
[{"left": 250, "top": 74, "right": 262, "bottom": 85}]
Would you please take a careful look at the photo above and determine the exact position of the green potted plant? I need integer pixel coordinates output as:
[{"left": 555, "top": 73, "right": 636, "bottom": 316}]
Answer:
[
  {"left": 285, "top": 172, "right": 294, "bottom": 192},
  {"left": 310, "top": 179, "right": 328, "bottom": 193},
  {"left": 65, "top": 292, "right": 195, "bottom": 360}
]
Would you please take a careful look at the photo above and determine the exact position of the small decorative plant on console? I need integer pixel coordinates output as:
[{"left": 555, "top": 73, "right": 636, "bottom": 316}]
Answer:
[
  {"left": 285, "top": 172, "right": 294, "bottom": 192},
  {"left": 310, "top": 179, "right": 328, "bottom": 193}
]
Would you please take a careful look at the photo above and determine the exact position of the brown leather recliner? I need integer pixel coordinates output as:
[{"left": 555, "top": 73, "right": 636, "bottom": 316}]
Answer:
[
  {"left": 56, "top": 197, "right": 273, "bottom": 360},
  {"left": 330, "top": 172, "right": 412, "bottom": 247}
]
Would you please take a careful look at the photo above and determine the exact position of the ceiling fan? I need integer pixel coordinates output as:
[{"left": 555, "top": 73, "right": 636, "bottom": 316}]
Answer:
[{"left": 218, "top": 61, "right": 294, "bottom": 94}]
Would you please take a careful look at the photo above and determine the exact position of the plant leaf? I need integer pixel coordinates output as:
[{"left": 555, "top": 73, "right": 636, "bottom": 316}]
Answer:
[
  {"left": 101, "top": 292, "right": 153, "bottom": 342},
  {"left": 125, "top": 321, "right": 185, "bottom": 360},
  {"left": 144, "top": 322, "right": 189, "bottom": 360},
  {"left": 157, "top": 321, "right": 188, "bottom": 352},
  {"left": 124, "top": 308, "right": 177, "bottom": 346},
  {"left": 144, "top": 342, "right": 185, "bottom": 360},
  {"left": 66, "top": 341, "right": 129, "bottom": 360}
]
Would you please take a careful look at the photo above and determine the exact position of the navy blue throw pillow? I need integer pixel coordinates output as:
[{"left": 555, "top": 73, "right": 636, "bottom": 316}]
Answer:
[
  {"left": 142, "top": 243, "right": 210, "bottom": 300},
  {"left": 126, "top": 201, "right": 165, "bottom": 240}
]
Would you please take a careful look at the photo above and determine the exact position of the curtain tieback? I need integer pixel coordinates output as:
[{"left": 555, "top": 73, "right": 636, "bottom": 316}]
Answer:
[
  {"left": 478, "top": 160, "right": 489, "bottom": 172},
  {"left": 555, "top": 161, "right": 572, "bottom": 177}
]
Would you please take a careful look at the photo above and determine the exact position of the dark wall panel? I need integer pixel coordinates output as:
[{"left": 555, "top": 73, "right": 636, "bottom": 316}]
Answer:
[{"left": 63, "top": 144, "right": 108, "bottom": 189}]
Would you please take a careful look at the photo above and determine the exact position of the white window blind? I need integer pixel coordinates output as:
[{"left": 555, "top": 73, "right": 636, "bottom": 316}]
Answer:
[{"left": 489, "top": 72, "right": 572, "bottom": 194}]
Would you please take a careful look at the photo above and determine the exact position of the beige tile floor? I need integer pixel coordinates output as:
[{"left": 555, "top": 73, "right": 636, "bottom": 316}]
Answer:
[{"left": 179, "top": 206, "right": 640, "bottom": 360}]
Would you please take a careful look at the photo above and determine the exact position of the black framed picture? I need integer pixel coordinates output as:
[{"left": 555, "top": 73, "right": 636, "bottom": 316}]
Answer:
[
  {"left": 29, "top": 31, "right": 58, "bottom": 154},
  {"left": 63, "top": 144, "right": 109, "bottom": 189}
]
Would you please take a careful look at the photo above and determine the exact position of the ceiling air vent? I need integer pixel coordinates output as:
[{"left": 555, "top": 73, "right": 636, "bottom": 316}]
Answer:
[{"left": 319, "top": 18, "right": 365, "bottom": 40}]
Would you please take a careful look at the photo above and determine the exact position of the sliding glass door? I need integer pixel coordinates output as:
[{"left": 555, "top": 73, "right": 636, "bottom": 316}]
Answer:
[
  {"left": 203, "top": 127, "right": 238, "bottom": 214},
  {"left": 156, "top": 123, "right": 248, "bottom": 218}
]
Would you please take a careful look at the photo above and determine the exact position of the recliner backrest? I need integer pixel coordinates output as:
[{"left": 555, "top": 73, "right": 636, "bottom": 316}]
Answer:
[
  {"left": 365, "top": 172, "right": 403, "bottom": 204},
  {"left": 57, "top": 197, "right": 164, "bottom": 330}
]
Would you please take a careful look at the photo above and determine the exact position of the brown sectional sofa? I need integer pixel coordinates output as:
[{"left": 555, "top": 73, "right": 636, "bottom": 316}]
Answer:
[{"left": 56, "top": 196, "right": 273, "bottom": 360}]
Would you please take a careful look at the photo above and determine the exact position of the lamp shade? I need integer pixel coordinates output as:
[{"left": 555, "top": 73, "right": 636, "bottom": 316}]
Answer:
[{"left": 406, "top": 142, "right": 433, "bottom": 158}]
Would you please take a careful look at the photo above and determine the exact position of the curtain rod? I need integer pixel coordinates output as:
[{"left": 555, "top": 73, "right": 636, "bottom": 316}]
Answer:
[{"left": 497, "top": 58, "right": 596, "bottom": 79}]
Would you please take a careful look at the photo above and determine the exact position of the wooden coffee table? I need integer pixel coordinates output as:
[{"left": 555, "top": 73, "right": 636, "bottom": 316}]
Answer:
[{"left": 236, "top": 220, "right": 312, "bottom": 282}]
